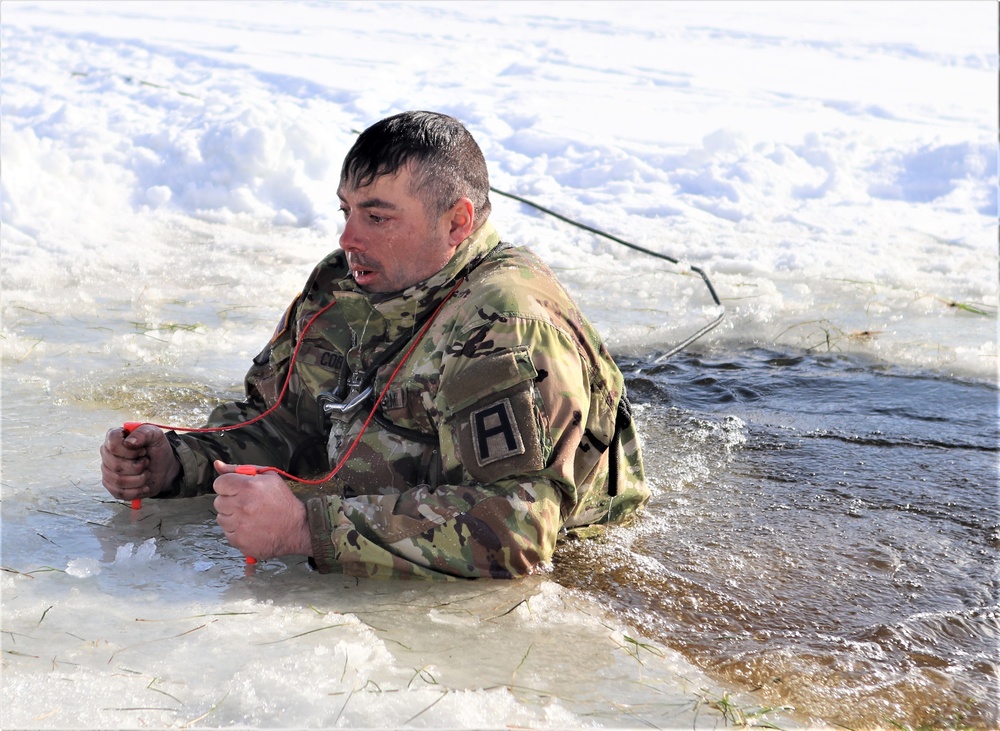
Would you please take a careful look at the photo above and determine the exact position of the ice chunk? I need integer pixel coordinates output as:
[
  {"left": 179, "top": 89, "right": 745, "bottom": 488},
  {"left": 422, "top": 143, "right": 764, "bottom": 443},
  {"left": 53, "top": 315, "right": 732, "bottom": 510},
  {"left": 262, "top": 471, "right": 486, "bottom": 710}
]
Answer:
[
  {"left": 114, "top": 542, "right": 135, "bottom": 563},
  {"left": 66, "top": 557, "right": 102, "bottom": 578},
  {"left": 135, "top": 537, "right": 157, "bottom": 562},
  {"left": 114, "top": 538, "right": 158, "bottom": 565}
]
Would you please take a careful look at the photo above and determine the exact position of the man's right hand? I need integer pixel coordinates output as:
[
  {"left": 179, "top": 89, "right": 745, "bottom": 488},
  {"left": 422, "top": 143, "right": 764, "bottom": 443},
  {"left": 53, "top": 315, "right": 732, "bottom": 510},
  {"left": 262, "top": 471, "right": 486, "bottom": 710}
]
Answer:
[{"left": 100, "top": 424, "right": 180, "bottom": 502}]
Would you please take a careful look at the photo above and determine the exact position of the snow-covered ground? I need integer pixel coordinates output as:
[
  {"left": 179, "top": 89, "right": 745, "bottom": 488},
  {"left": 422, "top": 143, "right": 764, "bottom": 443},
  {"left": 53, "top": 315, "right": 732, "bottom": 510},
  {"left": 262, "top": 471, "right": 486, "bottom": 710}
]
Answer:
[{"left": 3, "top": 1, "right": 996, "bottom": 378}]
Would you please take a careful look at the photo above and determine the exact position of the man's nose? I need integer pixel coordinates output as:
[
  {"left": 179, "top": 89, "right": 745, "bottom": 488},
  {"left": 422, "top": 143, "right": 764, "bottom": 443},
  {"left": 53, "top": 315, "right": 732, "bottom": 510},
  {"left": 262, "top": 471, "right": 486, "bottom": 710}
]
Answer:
[{"left": 340, "top": 215, "right": 364, "bottom": 252}]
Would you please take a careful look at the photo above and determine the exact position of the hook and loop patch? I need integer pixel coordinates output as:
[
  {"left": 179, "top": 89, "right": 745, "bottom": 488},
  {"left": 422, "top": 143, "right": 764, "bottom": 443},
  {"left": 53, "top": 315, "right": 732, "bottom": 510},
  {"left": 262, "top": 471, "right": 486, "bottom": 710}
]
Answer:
[{"left": 441, "top": 345, "right": 546, "bottom": 482}]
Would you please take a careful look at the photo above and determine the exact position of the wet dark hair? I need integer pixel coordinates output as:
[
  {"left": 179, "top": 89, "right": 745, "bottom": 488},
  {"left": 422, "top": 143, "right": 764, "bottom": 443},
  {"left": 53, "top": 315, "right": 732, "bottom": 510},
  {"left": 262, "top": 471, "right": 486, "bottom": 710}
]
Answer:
[{"left": 340, "top": 111, "right": 492, "bottom": 224}]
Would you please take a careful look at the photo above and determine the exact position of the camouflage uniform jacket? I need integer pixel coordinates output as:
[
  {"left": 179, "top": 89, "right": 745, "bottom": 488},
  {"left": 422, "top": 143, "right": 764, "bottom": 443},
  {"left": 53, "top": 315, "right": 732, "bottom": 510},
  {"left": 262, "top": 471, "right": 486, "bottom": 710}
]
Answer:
[{"left": 163, "top": 221, "right": 648, "bottom": 579}]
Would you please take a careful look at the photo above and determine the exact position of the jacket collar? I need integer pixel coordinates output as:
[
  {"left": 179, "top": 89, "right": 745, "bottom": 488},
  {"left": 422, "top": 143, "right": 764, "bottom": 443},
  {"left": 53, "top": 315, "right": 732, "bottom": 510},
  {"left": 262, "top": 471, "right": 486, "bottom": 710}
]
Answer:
[{"left": 331, "top": 221, "right": 501, "bottom": 345}]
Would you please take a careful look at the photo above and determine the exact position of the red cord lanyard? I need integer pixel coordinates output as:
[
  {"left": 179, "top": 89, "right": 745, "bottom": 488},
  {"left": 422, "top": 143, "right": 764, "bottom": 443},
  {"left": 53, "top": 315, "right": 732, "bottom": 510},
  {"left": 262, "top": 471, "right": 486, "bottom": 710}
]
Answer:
[{"left": 125, "top": 277, "right": 464, "bottom": 492}]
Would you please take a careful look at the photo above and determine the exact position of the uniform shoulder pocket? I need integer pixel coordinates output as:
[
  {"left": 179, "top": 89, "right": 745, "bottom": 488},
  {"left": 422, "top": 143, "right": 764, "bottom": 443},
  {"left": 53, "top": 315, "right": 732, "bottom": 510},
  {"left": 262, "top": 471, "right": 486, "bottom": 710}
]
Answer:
[
  {"left": 439, "top": 347, "right": 546, "bottom": 484},
  {"left": 247, "top": 332, "right": 293, "bottom": 406},
  {"left": 440, "top": 346, "right": 536, "bottom": 416}
]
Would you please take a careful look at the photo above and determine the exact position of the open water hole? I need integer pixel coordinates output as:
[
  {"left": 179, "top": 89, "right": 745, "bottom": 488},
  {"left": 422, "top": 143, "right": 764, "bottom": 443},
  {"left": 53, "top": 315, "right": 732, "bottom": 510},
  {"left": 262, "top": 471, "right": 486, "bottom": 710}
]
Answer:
[{"left": 554, "top": 348, "right": 999, "bottom": 729}]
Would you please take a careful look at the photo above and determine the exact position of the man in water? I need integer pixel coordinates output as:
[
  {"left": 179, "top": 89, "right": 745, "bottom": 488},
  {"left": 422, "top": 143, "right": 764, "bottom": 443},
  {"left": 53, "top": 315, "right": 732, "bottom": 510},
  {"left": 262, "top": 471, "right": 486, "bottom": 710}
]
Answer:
[{"left": 100, "top": 111, "right": 647, "bottom": 579}]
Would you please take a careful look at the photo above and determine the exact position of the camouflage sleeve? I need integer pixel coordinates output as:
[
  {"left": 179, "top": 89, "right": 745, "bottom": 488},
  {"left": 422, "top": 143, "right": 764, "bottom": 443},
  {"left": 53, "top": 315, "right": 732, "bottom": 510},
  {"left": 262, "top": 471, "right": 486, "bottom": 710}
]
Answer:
[
  {"left": 305, "top": 478, "right": 564, "bottom": 579},
  {"left": 160, "top": 294, "right": 329, "bottom": 497}
]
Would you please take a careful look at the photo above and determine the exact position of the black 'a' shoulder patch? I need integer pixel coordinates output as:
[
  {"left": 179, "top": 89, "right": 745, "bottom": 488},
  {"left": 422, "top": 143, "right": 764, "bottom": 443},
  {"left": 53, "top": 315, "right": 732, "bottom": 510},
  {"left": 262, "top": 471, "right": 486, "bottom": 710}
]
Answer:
[{"left": 470, "top": 397, "right": 525, "bottom": 466}]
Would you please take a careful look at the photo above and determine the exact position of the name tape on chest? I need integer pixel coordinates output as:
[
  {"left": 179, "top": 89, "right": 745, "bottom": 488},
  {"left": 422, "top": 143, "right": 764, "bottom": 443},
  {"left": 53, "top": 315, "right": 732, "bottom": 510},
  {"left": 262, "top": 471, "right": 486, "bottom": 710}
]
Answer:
[{"left": 381, "top": 388, "right": 406, "bottom": 412}]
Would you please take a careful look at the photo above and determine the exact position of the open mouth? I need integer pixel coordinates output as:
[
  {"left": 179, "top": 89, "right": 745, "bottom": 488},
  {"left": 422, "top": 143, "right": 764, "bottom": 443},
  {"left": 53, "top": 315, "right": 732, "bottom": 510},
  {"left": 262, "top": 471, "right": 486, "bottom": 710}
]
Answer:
[
  {"left": 349, "top": 266, "right": 380, "bottom": 289},
  {"left": 348, "top": 257, "right": 377, "bottom": 281},
  {"left": 346, "top": 253, "right": 383, "bottom": 289}
]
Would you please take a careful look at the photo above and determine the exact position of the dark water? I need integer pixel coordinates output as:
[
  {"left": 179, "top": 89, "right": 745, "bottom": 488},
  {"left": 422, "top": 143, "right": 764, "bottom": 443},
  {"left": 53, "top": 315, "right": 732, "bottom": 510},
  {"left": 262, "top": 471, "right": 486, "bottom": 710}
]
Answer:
[{"left": 553, "top": 348, "right": 999, "bottom": 730}]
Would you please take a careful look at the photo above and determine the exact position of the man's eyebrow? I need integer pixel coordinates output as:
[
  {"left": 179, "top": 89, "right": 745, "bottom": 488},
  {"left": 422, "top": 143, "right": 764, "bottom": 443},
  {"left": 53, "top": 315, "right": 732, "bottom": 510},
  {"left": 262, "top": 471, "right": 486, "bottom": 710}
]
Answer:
[
  {"left": 337, "top": 192, "right": 399, "bottom": 210},
  {"left": 358, "top": 197, "right": 399, "bottom": 210}
]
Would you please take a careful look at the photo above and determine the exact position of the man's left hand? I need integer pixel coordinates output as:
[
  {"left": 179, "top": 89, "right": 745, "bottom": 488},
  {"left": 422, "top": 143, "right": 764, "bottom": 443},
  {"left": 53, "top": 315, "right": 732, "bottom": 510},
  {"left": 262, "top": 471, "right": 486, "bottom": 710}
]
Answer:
[{"left": 212, "top": 461, "right": 313, "bottom": 560}]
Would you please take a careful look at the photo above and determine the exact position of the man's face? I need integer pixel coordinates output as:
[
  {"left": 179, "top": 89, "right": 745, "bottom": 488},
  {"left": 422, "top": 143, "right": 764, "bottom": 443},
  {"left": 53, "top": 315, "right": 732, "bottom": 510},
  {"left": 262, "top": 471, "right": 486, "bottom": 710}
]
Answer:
[{"left": 337, "top": 165, "right": 456, "bottom": 294}]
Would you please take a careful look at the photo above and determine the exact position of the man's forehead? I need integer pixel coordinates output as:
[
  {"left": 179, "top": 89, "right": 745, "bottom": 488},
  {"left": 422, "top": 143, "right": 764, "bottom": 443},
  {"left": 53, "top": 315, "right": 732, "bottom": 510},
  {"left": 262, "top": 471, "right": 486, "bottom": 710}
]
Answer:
[{"left": 337, "top": 166, "right": 414, "bottom": 206}]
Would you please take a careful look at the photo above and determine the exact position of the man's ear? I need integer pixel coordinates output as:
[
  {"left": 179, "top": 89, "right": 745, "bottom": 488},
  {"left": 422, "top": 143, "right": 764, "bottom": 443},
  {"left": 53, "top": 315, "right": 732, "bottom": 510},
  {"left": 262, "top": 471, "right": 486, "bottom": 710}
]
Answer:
[{"left": 446, "top": 198, "right": 475, "bottom": 248}]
